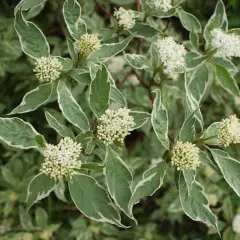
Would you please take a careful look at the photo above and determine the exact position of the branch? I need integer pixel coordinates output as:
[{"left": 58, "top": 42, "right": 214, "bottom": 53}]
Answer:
[{"left": 96, "top": 1, "right": 111, "bottom": 17}]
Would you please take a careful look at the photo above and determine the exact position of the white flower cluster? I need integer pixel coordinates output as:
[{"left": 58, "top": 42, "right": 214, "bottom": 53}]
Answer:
[
  {"left": 155, "top": 37, "right": 187, "bottom": 72},
  {"left": 171, "top": 141, "right": 200, "bottom": 170},
  {"left": 114, "top": 7, "right": 136, "bottom": 30},
  {"left": 218, "top": 115, "right": 240, "bottom": 147},
  {"left": 147, "top": 0, "right": 172, "bottom": 12},
  {"left": 33, "top": 56, "right": 62, "bottom": 82},
  {"left": 75, "top": 33, "right": 101, "bottom": 57},
  {"left": 211, "top": 28, "right": 240, "bottom": 59},
  {"left": 41, "top": 137, "right": 82, "bottom": 181},
  {"left": 97, "top": 108, "right": 135, "bottom": 145},
  {"left": 108, "top": 56, "right": 125, "bottom": 73},
  {"left": 233, "top": 214, "right": 240, "bottom": 233}
]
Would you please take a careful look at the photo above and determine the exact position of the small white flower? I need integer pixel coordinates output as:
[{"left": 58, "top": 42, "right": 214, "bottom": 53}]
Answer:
[
  {"left": 155, "top": 37, "right": 187, "bottom": 72},
  {"left": 171, "top": 141, "right": 200, "bottom": 170},
  {"left": 108, "top": 56, "right": 125, "bottom": 73},
  {"left": 147, "top": 0, "right": 172, "bottom": 12},
  {"left": 211, "top": 28, "right": 240, "bottom": 59},
  {"left": 33, "top": 56, "right": 62, "bottom": 83},
  {"left": 75, "top": 33, "right": 101, "bottom": 57},
  {"left": 232, "top": 214, "right": 240, "bottom": 233},
  {"left": 97, "top": 107, "right": 135, "bottom": 145},
  {"left": 218, "top": 115, "right": 240, "bottom": 147},
  {"left": 114, "top": 7, "right": 136, "bottom": 30},
  {"left": 41, "top": 137, "right": 82, "bottom": 181}
]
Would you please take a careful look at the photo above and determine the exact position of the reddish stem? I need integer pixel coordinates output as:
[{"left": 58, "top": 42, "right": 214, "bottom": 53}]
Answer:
[
  {"left": 135, "top": 0, "right": 140, "bottom": 11},
  {"left": 96, "top": 1, "right": 111, "bottom": 17},
  {"left": 117, "top": 70, "right": 133, "bottom": 88}
]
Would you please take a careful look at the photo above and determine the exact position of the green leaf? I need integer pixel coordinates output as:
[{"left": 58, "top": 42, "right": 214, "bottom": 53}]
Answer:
[
  {"left": 68, "top": 173, "right": 126, "bottom": 228},
  {"left": 69, "top": 69, "right": 92, "bottom": 85},
  {"left": 14, "top": 0, "right": 46, "bottom": 15},
  {"left": 54, "top": 180, "right": 67, "bottom": 202},
  {"left": 35, "top": 208, "right": 48, "bottom": 229},
  {"left": 152, "top": 7, "right": 177, "bottom": 18},
  {"left": 14, "top": 10, "right": 49, "bottom": 58},
  {"left": 36, "top": 135, "right": 46, "bottom": 148},
  {"left": 182, "top": 169, "right": 196, "bottom": 194},
  {"left": 179, "top": 174, "right": 218, "bottom": 231},
  {"left": 81, "top": 163, "right": 105, "bottom": 170},
  {"left": 151, "top": 89, "right": 169, "bottom": 150},
  {"left": 1, "top": 167, "right": 16, "bottom": 186},
  {"left": 178, "top": 109, "right": 198, "bottom": 142},
  {"left": 110, "top": 85, "right": 127, "bottom": 107},
  {"left": 212, "top": 57, "right": 238, "bottom": 75},
  {"left": 55, "top": 57, "right": 73, "bottom": 72},
  {"left": 124, "top": 53, "right": 151, "bottom": 70},
  {"left": 203, "top": 0, "right": 228, "bottom": 49},
  {"left": 185, "top": 63, "right": 213, "bottom": 102},
  {"left": 189, "top": 32, "right": 199, "bottom": 49},
  {"left": 185, "top": 52, "right": 206, "bottom": 70},
  {"left": 9, "top": 83, "right": 52, "bottom": 115},
  {"left": 178, "top": 8, "right": 202, "bottom": 33},
  {"left": 57, "top": 80, "right": 90, "bottom": 131},
  {"left": 19, "top": 206, "right": 34, "bottom": 230},
  {"left": 130, "top": 111, "right": 150, "bottom": 130},
  {"left": 89, "top": 64, "right": 110, "bottom": 118},
  {"left": 222, "top": 196, "right": 233, "bottom": 221},
  {"left": 67, "top": 37, "right": 78, "bottom": 63},
  {"left": 104, "top": 147, "right": 133, "bottom": 218},
  {"left": 27, "top": 173, "right": 55, "bottom": 211},
  {"left": 128, "top": 161, "right": 167, "bottom": 217},
  {"left": 210, "top": 149, "right": 240, "bottom": 197},
  {"left": 88, "top": 36, "right": 133, "bottom": 62},
  {"left": 45, "top": 111, "right": 74, "bottom": 138},
  {"left": 76, "top": 130, "right": 94, "bottom": 148},
  {"left": 130, "top": 23, "right": 160, "bottom": 38},
  {"left": 63, "top": 0, "right": 87, "bottom": 39},
  {"left": 215, "top": 64, "right": 240, "bottom": 96},
  {"left": 201, "top": 122, "right": 220, "bottom": 145},
  {"left": 0, "top": 117, "right": 43, "bottom": 149}
]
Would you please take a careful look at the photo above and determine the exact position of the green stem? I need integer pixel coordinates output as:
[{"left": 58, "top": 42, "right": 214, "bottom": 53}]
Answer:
[{"left": 193, "top": 135, "right": 217, "bottom": 144}]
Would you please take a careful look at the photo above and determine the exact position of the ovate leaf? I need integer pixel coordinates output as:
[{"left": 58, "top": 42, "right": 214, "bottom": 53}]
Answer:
[
  {"left": 14, "top": 10, "right": 49, "bottom": 58},
  {"left": 104, "top": 147, "right": 133, "bottom": 218},
  {"left": 88, "top": 36, "right": 133, "bottom": 62},
  {"left": 203, "top": 0, "right": 228, "bottom": 49},
  {"left": 45, "top": 111, "right": 74, "bottom": 138},
  {"left": 130, "top": 23, "right": 160, "bottom": 38},
  {"left": 151, "top": 89, "right": 169, "bottom": 150},
  {"left": 178, "top": 8, "right": 202, "bottom": 33},
  {"left": 110, "top": 85, "right": 127, "bottom": 107},
  {"left": 128, "top": 161, "right": 167, "bottom": 217},
  {"left": 57, "top": 81, "right": 90, "bottom": 131},
  {"left": 201, "top": 122, "right": 220, "bottom": 145},
  {"left": 124, "top": 53, "right": 151, "bottom": 70},
  {"left": 130, "top": 111, "right": 150, "bottom": 130},
  {"left": 89, "top": 64, "right": 110, "bottom": 118},
  {"left": 69, "top": 69, "right": 91, "bottom": 85},
  {"left": 76, "top": 130, "right": 94, "bottom": 148},
  {"left": 210, "top": 149, "right": 240, "bottom": 197},
  {"left": 0, "top": 117, "right": 43, "bottom": 149},
  {"left": 63, "top": 0, "right": 87, "bottom": 39},
  {"left": 27, "top": 173, "right": 55, "bottom": 211},
  {"left": 69, "top": 173, "right": 126, "bottom": 228},
  {"left": 215, "top": 65, "right": 240, "bottom": 96},
  {"left": 9, "top": 83, "right": 52, "bottom": 114},
  {"left": 179, "top": 174, "right": 218, "bottom": 231}
]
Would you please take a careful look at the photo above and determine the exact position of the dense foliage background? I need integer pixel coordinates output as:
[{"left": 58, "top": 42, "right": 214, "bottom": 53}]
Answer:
[{"left": 1, "top": 0, "right": 240, "bottom": 239}]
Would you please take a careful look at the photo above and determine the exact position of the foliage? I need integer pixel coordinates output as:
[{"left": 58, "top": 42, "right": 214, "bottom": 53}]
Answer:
[{"left": 1, "top": 0, "right": 240, "bottom": 239}]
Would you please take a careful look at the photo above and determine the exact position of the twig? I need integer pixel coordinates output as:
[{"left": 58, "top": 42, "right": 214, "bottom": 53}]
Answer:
[
  {"left": 162, "top": 19, "right": 170, "bottom": 33},
  {"left": 117, "top": 70, "right": 133, "bottom": 88},
  {"left": 96, "top": 0, "right": 111, "bottom": 17},
  {"left": 135, "top": 0, "right": 140, "bottom": 11},
  {"left": 136, "top": 38, "right": 143, "bottom": 54}
]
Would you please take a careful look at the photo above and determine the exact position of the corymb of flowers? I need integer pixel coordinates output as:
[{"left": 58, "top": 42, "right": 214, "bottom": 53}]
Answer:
[
  {"left": 41, "top": 137, "right": 82, "bottom": 181},
  {"left": 75, "top": 33, "right": 101, "bottom": 57},
  {"left": 155, "top": 37, "right": 187, "bottom": 72},
  {"left": 34, "top": 56, "right": 63, "bottom": 82},
  {"left": 170, "top": 141, "right": 200, "bottom": 170},
  {"left": 97, "top": 108, "right": 135, "bottom": 145},
  {"left": 114, "top": 7, "right": 136, "bottom": 30},
  {"left": 218, "top": 115, "right": 240, "bottom": 147}
]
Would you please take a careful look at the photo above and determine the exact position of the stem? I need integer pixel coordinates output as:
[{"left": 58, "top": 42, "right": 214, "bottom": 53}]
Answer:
[
  {"left": 194, "top": 135, "right": 217, "bottom": 144},
  {"left": 95, "top": 1, "right": 111, "bottom": 17}
]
